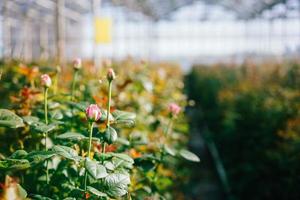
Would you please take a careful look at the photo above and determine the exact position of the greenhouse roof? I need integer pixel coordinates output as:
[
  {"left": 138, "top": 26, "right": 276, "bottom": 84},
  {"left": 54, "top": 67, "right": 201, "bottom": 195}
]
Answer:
[
  {"left": 110, "top": 0, "right": 290, "bottom": 20},
  {"left": 0, "top": 0, "right": 295, "bottom": 22}
]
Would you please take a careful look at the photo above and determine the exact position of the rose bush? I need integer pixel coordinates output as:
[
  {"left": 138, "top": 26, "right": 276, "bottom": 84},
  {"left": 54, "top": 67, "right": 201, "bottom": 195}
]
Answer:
[{"left": 0, "top": 59, "right": 199, "bottom": 199}]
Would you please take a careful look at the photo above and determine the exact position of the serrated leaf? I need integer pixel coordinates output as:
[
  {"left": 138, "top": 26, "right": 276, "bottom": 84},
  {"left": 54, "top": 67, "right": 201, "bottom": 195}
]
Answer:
[
  {"left": 87, "top": 186, "right": 107, "bottom": 197},
  {"left": 111, "top": 157, "right": 133, "bottom": 169},
  {"left": 104, "top": 173, "right": 130, "bottom": 197},
  {"left": 164, "top": 145, "right": 176, "bottom": 156},
  {"left": 85, "top": 158, "right": 108, "bottom": 179},
  {"left": 57, "top": 132, "right": 86, "bottom": 141},
  {"left": 52, "top": 145, "right": 79, "bottom": 161},
  {"left": 23, "top": 116, "right": 39, "bottom": 125},
  {"left": 179, "top": 149, "right": 200, "bottom": 162},
  {"left": 50, "top": 110, "right": 63, "bottom": 120},
  {"left": 0, "top": 109, "right": 24, "bottom": 128},
  {"left": 9, "top": 150, "right": 28, "bottom": 159},
  {"left": 0, "top": 159, "right": 30, "bottom": 170},
  {"left": 109, "top": 153, "right": 134, "bottom": 164},
  {"left": 112, "top": 110, "right": 136, "bottom": 128},
  {"left": 31, "top": 122, "right": 57, "bottom": 133},
  {"left": 104, "top": 161, "right": 115, "bottom": 170},
  {"left": 26, "top": 151, "right": 56, "bottom": 165},
  {"left": 104, "top": 126, "right": 118, "bottom": 144}
]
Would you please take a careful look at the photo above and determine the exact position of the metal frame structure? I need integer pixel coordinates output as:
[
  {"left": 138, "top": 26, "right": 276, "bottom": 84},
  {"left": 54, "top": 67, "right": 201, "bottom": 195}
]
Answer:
[
  {"left": 0, "top": 0, "right": 296, "bottom": 63},
  {"left": 0, "top": 0, "right": 93, "bottom": 63}
]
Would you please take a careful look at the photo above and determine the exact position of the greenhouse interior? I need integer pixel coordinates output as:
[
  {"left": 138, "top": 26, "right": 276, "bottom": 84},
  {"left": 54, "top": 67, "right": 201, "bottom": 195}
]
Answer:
[{"left": 0, "top": 0, "right": 299, "bottom": 199}]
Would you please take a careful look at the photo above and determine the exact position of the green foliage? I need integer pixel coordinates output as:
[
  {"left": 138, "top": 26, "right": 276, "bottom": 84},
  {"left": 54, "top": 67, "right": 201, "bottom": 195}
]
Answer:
[
  {"left": 103, "top": 173, "right": 131, "bottom": 197},
  {"left": 179, "top": 149, "right": 200, "bottom": 162},
  {"left": 186, "top": 61, "right": 300, "bottom": 200},
  {"left": 0, "top": 109, "right": 24, "bottom": 128},
  {"left": 85, "top": 158, "right": 108, "bottom": 179},
  {"left": 104, "top": 126, "right": 118, "bottom": 144},
  {"left": 0, "top": 60, "right": 197, "bottom": 199}
]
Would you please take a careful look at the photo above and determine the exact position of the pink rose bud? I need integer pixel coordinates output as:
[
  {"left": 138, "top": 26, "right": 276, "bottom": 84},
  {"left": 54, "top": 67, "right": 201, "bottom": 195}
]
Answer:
[
  {"left": 73, "top": 58, "right": 82, "bottom": 70},
  {"left": 107, "top": 68, "right": 116, "bottom": 82},
  {"left": 168, "top": 103, "right": 181, "bottom": 116},
  {"left": 86, "top": 104, "right": 101, "bottom": 122},
  {"left": 41, "top": 74, "right": 52, "bottom": 88}
]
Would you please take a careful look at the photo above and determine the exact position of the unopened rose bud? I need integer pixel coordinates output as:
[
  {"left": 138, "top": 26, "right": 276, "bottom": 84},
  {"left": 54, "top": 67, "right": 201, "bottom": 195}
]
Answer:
[
  {"left": 106, "top": 68, "right": 116, "bottom": 82},
  {"left": 168, "top": 103, "right": 181, "bottom": 116},
  {"left": 41, "top": 74, "right": 52, "bottom": 88},
  {"left": 73, "top": 58, "right": 82, "bottom": 70},
  {"left": 86, "top": 104, "right": 101, "bottom": 122}
]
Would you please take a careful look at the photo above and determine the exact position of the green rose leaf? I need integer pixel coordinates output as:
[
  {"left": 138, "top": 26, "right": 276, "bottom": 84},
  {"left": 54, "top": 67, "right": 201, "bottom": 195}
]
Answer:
[
  {"left": 164, "top": 145, "right": 176, "bottom": 156},
  {"left": 23, "top": 116, "right": 39, "bottom": 125},
  {"left": 100, "top": 110, "right": 114, "bottom": 122},
  {"left": 103, "top": 173, "right": 131, "bottom": 197},
  {"left": 104, "top": 161, "right": 115, "bottom": 171},
  {"left": 9, "top": 150, "right": 28, "bottom": 159},
  {"left": 104, "top": 126, "right": 118, "bottom": 144},
  {"left": 112, "top": 110, "right": 136, "bottom": 128},
  {"left": 0, "top": 159, "right": 30, "bottom": 170},
  {"left": 67, "top": 101, "right": 89, "bottom": 111},
  {"left": 0, "top": 109, "right": 24, "bottom": 128},
  {"left": 52, "top": 145, "right": 79, "bottom": 161},
  {"left": 31, "top": 122, "right": 57, "bottom": 133},
  {"left": 85, "top": 158, "right": 108, "bottom": 179},
  {"left": 179, "top": 149, "right": 200, "bottom": 162},
  {"left": 116, "top": 138, "right": 130, "bottom": 146},
  {"left": 109, "top": 153, "right": 134, "bottom": 164},
  {"left": 57, "top": 132, "right": 86, "bottom": 141},
  {"left": 26, "top": 151, "right": 56, "bottom": 165},
  {"left": 111, "top": 157, "right": 133, "bottom": 169},
  {"left": 50, "top": 110, "right": 63, "bottom": 120},
  {"left": 87, "top": 186, "right": 107, "bottom": 197}
]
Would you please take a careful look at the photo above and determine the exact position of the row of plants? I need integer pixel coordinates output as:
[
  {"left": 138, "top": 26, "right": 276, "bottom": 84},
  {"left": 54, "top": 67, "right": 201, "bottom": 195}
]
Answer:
[
  {"left": 0, "top": 59, "right": 199, "bottom": 199},
  {"left": 185, "top": 60, "right": 300, "bottom": 200}
]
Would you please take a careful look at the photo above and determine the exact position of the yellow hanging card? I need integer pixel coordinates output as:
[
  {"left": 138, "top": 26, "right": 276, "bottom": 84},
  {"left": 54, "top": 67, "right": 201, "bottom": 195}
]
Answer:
[{"left": 94, "top": 17, "right": 112, "bottom": 44}]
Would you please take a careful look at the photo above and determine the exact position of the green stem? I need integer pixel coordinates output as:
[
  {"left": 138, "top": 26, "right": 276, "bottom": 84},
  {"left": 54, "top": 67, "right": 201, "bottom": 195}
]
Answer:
[
  {"left": 44, "top": 88, "right": 48, "bottom": 125},
  {"left": 71, "top": 70, "right": 78, "bottom": 127},
  {"left": 71, "top": 70, "right": 78, "bottom": 101},
  {"left": 152, "top": 116, "right": 174, "bottom": 183},
  {"left": 87, "top": 122, "right": 94, "bottom": 158},
  {"left": 44, "top": 87, "right": 49, "bottom": 184},
  {"left": 106, "top": 81, "right": 112, "bottom": 126},
  {"left": 84, "top": 122, "right": 94, "bottom": 192},
  {"left": 164, "top": 116, "right": 173, "bottom": 136},
  {"left": 103, "top": 81, "right": 112, "bottom": 155}
]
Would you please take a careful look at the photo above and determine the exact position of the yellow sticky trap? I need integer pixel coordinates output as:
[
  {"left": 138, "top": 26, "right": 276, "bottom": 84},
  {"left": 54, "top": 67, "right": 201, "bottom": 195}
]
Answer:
[{"left": 94, "top": 17, "right": 112, "bottom": 44}]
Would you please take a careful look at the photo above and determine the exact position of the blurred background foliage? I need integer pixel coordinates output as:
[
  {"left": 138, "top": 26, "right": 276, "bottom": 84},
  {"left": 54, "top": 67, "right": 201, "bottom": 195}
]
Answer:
[{"left": 185, "top": 60, "right": 300, "bottom": 200}]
